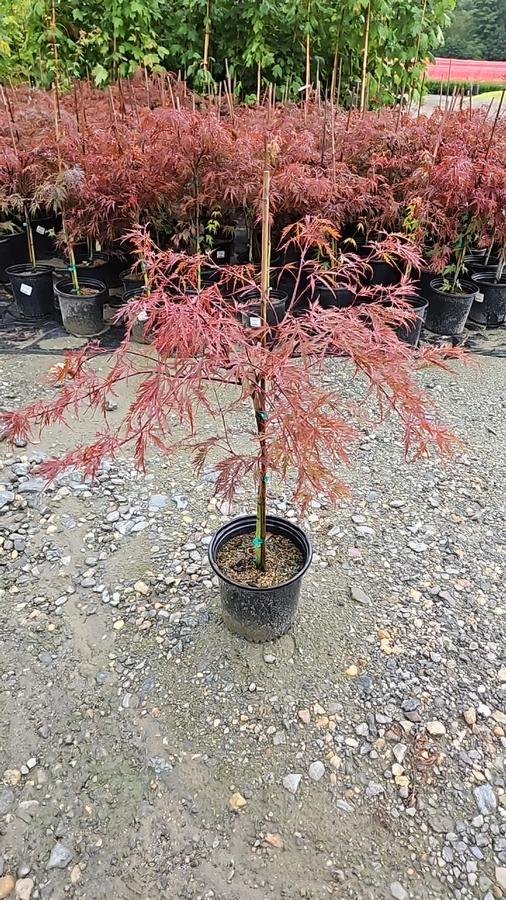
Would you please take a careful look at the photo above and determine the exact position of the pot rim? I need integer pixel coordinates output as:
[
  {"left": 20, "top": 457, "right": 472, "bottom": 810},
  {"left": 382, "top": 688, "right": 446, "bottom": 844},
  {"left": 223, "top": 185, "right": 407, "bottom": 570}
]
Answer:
[
  {"left": 55, "top": 278, "right": 107, "bottom": 299},
  {"left": 429, "top": 277, "right": 477, "bottom": 300},
  {"left": 471, "top": 271, "right": 506, "bottom": 288},
  {"left": 208, "top": 513, "right": 313, "bottom": 592},
  {"left": 6, "top": 264, "right": 54, "bottom": 277},
  {"left": 238, "top": 287, "right": 288, "bottom": 305}
]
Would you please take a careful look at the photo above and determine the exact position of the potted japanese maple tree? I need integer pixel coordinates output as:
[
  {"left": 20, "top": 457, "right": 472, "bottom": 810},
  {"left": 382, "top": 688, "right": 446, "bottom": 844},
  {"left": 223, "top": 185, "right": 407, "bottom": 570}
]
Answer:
[{"left": 0, "top": 130, "right": 460, "bottom": 646}]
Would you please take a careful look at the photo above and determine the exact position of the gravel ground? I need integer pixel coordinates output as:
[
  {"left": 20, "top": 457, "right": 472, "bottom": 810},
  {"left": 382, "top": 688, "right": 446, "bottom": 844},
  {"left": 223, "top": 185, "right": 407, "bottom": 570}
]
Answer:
[{"left": 0, "top": 345, "right": 505, "bottom": 900}]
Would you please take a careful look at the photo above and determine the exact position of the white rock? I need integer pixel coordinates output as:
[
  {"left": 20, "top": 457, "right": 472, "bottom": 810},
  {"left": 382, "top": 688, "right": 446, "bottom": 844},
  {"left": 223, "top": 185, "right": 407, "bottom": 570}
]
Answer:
[
  {"left": 308, "top": 761, "right": 325, "bottom": 781},
  {"left": 426, "top": 720, "right": 446, "bottom": 736},
  {"left": 390, "top": 882, "right": 408, "bottom": 900},
  {"left": 283, "top": 774, "right": 302, "bottom": 795}
]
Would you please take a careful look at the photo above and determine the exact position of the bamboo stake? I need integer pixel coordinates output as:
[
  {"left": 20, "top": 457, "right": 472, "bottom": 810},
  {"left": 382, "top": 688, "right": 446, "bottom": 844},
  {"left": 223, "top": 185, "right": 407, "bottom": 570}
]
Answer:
[
  {"left": 305, "top": 0, "right": 312, "bottom": 90},
  {"left": 320, "top": 91, "right": 328, "bottom": 165},
  {"left": 359, "top": 0, "right": 371, "bottom": 115},
  {"left": 483, "top": 89, "right": 505, "bottom": 160},
  {"left": 330, "top": 88, "right": 336, "bottom": 181},
  {"left": 417, "top": 71, "right": 426, "bottom": 119},
  {"left": 167, "top": 75, "right": 176, "bottom": 110},
  {"left": 203, "top": 0, "right": 211, "bottom": 70},
  {"left": 50, "top": 0, "right": 62, "bottom": 122},
  {"left": 257, "top": 63, "right": 262, "bottom": 104},
  {"left": 336, "top": 57, "right": 343, "bottom": 107},
  {"left": 0, "top": 84, "right": 19, "bottom": 152},
  {"left": 254, "top": 162, "right": 271, "bottom": 572},
  {"left": 407, "top": 0, "right": 428, "bottom": 112}
]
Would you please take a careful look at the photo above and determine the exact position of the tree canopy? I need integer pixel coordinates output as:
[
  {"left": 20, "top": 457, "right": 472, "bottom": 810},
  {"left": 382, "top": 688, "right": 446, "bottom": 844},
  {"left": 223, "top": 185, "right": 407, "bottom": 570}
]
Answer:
[
  {"left": 0, "top": 0, "right": 456, "bottom": 103},
  {"left": 439, "top": 0, "right": 506, "bottom": 61}
]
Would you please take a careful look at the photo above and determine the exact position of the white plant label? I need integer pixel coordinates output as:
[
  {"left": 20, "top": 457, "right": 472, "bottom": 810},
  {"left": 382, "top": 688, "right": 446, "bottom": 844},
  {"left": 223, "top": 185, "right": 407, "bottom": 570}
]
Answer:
[
  {"left": 475, "top": 292, "right": 484, "bottom": 303},
  {"left": 216, "top": 250, "right": 225, "bottom": 259},
  {"left": 36, "top": 226, "right": 46, "bottom": 235},
  {"left": 249, "top": 315, "right": 261, "bottom": 328},
  {"left": 137, "top": 308, "right": 148, "bottom": 322},
  {"left": 20, "top": 283, "right": 33, "bottom": 296}
]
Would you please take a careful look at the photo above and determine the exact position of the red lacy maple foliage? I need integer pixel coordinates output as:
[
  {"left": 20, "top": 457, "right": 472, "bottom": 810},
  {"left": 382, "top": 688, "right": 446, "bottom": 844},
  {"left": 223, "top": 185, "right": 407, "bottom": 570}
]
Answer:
[{"left": 0, "top": 222, "right": 462, "bottom": 512}]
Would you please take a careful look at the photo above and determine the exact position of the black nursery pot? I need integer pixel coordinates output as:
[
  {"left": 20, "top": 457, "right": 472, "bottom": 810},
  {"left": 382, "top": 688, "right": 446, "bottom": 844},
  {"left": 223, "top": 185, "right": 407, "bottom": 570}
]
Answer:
[
  {"left": 469, "top": 271, "right": 506, "bottom": 327},
  {"left": 312, "top": 282, "right": 355, "bottom": 309},
  {"left": 208, "top": 515, "right": 313, "bottom": 643},
  {"left": 6, "top": 264, "right": 55, "bottom": 318},
  {"left": 124, "top": 286, "right": 152, "bottom": 344},
  {"left": 0, "top": 233, "right": 27, "bottom": 283},
  {"left": 395, "top": 296, "right": 429, "bottom": 348},
  {"left": 120, "top": 269, "right": 145, "bottom": 294},
  {"left": 425, "top": 278, "right": 477, "bottom": 336},
  {"left": 210, "top": 235, "right": 234, "bottom": 265},
  {"left": 55, "top": 278, "right": 107, "bottom": 337},
  {"left": 356, "top": 246, "right": 401, "bottom": 288},
  {"left": 239, "top": 288, "right": 287, "bottom": 329},
  {"left": 55, "top": 252, "right": 121, "bottom": 289},
  {"left": 464, "top": 253, "right": 499, "bottom": 277}
]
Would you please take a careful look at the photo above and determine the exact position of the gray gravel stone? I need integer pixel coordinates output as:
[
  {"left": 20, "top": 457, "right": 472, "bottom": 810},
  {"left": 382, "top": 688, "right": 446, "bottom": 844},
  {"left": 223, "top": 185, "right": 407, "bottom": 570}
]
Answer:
[
  {"left": 474, "top": 784, "right": 497, "bottom": 815},
  {"left": 283, "top": 774, "right": 302, "bottom": 795},
  {"left": 0, "top": 789, "right": 14, "bottom": 816},
  {"left": 390, "top": 881, "right": 408, "bottom": 900},
  {"left": 308, "top": 761, "right": 325, "bottom": 781},
  {"left": 47, "top": 843, "right": 73, "bottom": 869}
]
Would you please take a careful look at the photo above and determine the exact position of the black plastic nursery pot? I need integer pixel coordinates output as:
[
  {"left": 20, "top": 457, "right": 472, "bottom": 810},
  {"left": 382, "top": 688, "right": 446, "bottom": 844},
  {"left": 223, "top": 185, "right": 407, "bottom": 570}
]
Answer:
[
  {"left": 54, "top": 252, "right": 121, "bottom": 290},
  {"left": 312, "top": 283, "right": 355, "bottom": 309},
  {"left": 6, "top": 265, "right": 55, "bottom": 318},
  {"left": 356, "top": 246, "right": 401, "bottom": 288},
  {"left": 469, "top": 271, "right": 506, "bottom": 327},
  {"left": 464, "top": 253, "right": 499, "bottom": 277},
  {"left": 395, "top": 296, "right": 429, "bottom": 347},
  {"left": 208, "top": 515, "right": 313, "bottom": 642},
  {"left": 210, "top": 235, "right": 234, "bottom": 265},
  {"left": 0, "top": 233, "right": 27, "bottom": 283},
  {"left": 120, "top": 269, "right": 145, "bottom": 294},
  {"left": 239, "top": 288, "right": 287, "bottom": 329},
  {"left": 55, "top": 279, "right": 107, "bottom": 337},
  {"left": 124, "top": 286, "right": 152, "bottom": 344},
  {"left": 425, "top": 278, "right": 477, "bottom": 336}
]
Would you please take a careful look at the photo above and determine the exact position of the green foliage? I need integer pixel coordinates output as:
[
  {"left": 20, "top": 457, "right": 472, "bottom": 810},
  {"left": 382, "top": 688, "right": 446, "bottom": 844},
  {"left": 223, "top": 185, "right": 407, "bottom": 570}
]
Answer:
[
  {"left": 439, "top": 0, "right": 506, "bottom": 61},
  {"left": 425, "top": 78, "right": 504, "bottom": 93},
  {"left": 1, "top": 0, "right": 456, "bottom": 103}
]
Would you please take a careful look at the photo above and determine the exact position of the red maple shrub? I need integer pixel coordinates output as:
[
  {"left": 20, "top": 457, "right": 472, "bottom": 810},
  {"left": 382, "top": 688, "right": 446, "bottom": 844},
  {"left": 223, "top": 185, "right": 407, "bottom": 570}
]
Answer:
[{"left": 0, "top": 220, "right": 460, "bottom": 538}]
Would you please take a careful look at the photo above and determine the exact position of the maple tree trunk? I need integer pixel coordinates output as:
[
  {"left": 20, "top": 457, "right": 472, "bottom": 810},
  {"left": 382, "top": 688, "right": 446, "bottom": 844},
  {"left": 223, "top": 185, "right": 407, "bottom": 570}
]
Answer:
[{"left": 254, "top": 166, "right": 271, "bottom": 571}]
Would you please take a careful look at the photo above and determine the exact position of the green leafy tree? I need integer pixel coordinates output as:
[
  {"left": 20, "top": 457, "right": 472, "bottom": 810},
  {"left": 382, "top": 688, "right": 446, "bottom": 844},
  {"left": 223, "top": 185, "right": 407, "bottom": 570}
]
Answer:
[{"left": 0, "top": 0, "right": 457, "bottom": 101}]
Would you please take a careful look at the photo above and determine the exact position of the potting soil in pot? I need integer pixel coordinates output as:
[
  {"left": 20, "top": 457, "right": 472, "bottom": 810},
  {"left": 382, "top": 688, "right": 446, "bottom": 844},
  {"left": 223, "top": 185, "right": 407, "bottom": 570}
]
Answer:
[{"left": 216, "top": 531, "right": 304, "bottom": 588}]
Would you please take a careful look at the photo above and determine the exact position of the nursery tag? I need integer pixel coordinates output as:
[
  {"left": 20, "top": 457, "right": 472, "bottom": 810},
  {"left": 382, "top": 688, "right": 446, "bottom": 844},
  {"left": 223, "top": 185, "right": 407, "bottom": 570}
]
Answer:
[
  {"left": 137, "top": 308, "right": 148, "bottom": 322},
  {"left": 475, "top": 292, "right": 484, "bottom": 303},
  {"left": 36, "top": 225, "right": 46, "bottom": 235},
  {"left": 249, "top": 315, "right": 261, "bottom": 328},
  {"left": 20, "top": 283, "right": 33, "bottom": 296},
  {"left": 216, "top": 250, "right": 225, "bottom": 259}
]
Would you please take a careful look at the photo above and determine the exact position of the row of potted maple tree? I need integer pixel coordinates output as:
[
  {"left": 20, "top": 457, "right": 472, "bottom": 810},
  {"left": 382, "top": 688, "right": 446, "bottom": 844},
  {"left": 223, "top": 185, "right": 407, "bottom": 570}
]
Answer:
[{"left": 1, "top": 79, "right": 506, "bottom": 337}]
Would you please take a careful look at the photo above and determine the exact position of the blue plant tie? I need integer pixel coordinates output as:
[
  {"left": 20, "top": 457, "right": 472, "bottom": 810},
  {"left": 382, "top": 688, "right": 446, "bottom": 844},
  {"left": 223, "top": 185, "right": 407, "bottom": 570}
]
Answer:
[
  {"left": 68, "top": 264, "right": 77, "bottom": 272},
  {"left": 256, "top": 410, "right": 267, "bottom": 421},
  {"left": 252, "top": 536, "right": 264, "bottom": 548},
  {"left": 263, "top": 474, "right": 270, "bottom": 483}
]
